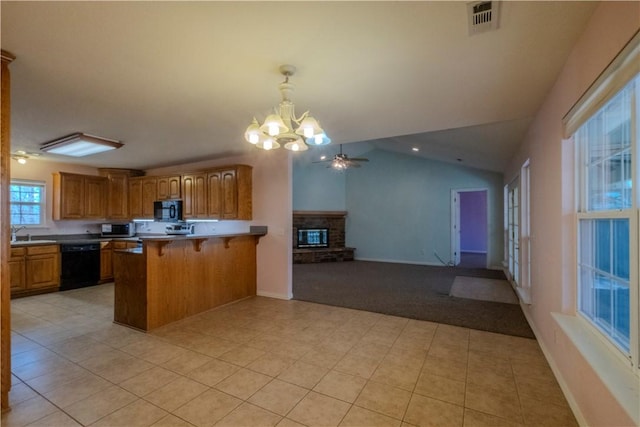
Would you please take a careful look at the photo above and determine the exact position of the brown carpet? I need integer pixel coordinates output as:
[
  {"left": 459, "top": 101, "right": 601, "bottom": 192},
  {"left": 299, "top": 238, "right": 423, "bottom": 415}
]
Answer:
[{"left": 293, "top": 261, "right": 534, "bottom": 338}]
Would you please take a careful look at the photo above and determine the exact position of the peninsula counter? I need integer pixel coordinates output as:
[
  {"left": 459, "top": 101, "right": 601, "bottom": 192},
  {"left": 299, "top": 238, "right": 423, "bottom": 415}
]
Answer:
[{"left": 113, "top": 230, "right": 266, "bottom": 331}]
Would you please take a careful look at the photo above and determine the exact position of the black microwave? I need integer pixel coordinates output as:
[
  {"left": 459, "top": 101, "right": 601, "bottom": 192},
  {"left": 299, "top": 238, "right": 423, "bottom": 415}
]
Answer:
[{"left": 154, "top": 200, "right": 183, "bottom": 222}]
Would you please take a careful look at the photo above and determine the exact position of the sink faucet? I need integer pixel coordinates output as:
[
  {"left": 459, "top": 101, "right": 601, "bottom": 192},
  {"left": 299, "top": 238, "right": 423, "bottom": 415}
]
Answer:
[{"left": 10, "top": 226, "right": 26, "bottom": 243}]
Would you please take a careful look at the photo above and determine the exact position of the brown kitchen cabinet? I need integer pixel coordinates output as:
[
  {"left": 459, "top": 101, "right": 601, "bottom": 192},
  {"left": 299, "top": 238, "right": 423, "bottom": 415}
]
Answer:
[
  {"left": 52, "top": 172, "right": 107, "bottom": 220},
  {"left": 11, "top": 244, "right": 60, "bottom": 297},
  {"left": 100, "top": 241, "right": 113, "bottom": 282},
  {"left": 129, "top": 176, "right": 158, "bottom": 218},
  {"left": 100, "top": 240, "right": 138, "bottom": 282},
  {"left": 99, "top": 168, "right": 144, "bottom": 220},
  {"left": 9, "top": 248, "right": 26, "bottom": 293},
  {"left": 182, "top": 173, "right": 207, "bottom": 219},
  {"left": 112, "top": 241, "right": 139, "bottom": 250},
  {"left": 207, "top": 165, "right": 252, "bottom": 220},
  {"left": 157, "top": 176, "right": 181, "bottom": 200}
]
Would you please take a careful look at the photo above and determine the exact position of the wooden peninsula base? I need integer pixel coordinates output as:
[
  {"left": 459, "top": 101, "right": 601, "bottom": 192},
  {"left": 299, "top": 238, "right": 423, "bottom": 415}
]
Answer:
[{"left": 113, "top": 232, "right": 264, "bottom": 331}]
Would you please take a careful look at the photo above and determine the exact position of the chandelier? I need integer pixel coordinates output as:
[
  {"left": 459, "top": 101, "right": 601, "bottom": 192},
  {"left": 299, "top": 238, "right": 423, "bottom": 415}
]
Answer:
[{"left": 244, "top": 65, "right": 331, "bottom": 152}]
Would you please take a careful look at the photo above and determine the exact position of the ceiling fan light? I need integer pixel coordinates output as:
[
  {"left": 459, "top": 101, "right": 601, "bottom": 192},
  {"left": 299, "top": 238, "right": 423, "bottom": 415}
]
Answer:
[
  {"left": 331, "top": 159, "right": 348, "bottom": 170},
  {"left": 261, "top": 114, "right": 287, "bottom": 136}
]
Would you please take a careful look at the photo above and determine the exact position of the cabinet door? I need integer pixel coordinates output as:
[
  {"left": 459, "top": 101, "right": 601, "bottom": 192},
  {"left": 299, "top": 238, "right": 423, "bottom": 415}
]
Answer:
[
  {"left": 84, "top": 176, "right": 107, "bottom": 218},
  {"left": 100, "top": 242, "right": 113, "bottom": 281},
  {"left": 182, "top": 173, "right": 207, "bottom": 218},
  {"left": 9, "top": 257, "right": 26, "bottom": 292},
  {"left": 57, "top": 173, "right": 84, "bottom": 219},
  {"left": 157, "top": 176, "right": 181, "bottom": 200},
  {"left": 220, "top": 169, "right": 238, "bottom": 219},
  {"left": 106, "top": 173, "right": 129, "bottom": 219},
  {"left": 141, "top": 177, "right": 157, "bottom": 218},
  {"left": 207, "top": 171, "right": 222, "bottom": 219},
  {"left": 128, "top": 178, "right": 143, "bottom": 218},
  {"left": 26, "top": 253, "right": 60, "bottom": 289},
  {"left": 235, "top": 165, "right": 253, "bottom": 220}
]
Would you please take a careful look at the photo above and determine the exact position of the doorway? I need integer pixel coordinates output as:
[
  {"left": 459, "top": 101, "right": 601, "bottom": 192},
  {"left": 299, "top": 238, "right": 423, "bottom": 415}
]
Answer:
[{"left": 451, "top": 189, "right": 488, "bottom": 268}]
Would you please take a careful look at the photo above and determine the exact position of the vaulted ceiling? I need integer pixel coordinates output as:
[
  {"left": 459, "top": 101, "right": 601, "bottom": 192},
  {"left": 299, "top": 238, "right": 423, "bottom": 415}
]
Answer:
[{"left": 2, "top": 1, "right": 597, "bottom": 172}]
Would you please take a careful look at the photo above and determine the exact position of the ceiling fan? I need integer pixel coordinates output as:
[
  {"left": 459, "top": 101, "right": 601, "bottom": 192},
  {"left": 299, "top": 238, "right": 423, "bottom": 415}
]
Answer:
[{"left": 314, "top": 144, "right": 369, "bottom": 170}]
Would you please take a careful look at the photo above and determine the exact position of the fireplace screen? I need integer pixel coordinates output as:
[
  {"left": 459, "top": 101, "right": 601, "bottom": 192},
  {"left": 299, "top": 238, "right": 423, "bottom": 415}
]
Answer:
[{"left": 297, "top": 228, "right": 329, "bottom": 248}]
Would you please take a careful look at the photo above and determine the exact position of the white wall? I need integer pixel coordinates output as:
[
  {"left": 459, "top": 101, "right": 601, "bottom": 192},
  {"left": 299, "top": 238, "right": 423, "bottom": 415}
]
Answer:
[{"left": 503, "top": 2, "right": 639, "bottom": 425}]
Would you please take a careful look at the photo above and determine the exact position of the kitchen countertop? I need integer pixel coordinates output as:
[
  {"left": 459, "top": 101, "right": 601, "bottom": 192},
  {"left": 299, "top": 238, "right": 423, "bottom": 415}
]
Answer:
[
  {"left": 11, "top": 236, "right": 139, "bottom": 247},
  {"left": 11, "top": 226, "right": 267, "bottom": 247}
]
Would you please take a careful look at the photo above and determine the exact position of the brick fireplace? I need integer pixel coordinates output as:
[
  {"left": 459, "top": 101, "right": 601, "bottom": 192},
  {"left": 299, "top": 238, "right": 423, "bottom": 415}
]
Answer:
[{"left": 293, "top": 211, "right": 355, "bottom": 263}]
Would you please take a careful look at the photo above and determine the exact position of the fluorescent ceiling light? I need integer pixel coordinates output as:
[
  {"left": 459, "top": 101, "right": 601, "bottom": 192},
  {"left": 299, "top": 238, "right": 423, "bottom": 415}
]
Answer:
[{"left": 41, "top": 132, "right": 123, "bottom": 157}]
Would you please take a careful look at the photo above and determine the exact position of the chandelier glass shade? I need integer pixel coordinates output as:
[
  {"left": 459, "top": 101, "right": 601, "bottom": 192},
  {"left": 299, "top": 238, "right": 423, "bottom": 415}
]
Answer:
[{"left": 245, "top": 65, "right": 331, "bottom": 152}]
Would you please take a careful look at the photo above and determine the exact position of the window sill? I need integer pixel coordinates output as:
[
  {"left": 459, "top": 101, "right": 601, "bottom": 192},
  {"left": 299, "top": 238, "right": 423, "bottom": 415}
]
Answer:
[{"left": 552, "top": 312, "right": 638, "bottom": 425}]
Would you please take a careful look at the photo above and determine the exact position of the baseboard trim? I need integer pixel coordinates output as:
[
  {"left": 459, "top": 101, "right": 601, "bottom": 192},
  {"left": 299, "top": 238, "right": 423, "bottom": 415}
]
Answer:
[
  {"left": 354, "top": 257, "right": 444, "bottom": 267},
  {"left": 519, "top": 309, "right": 588, "bottom": 427},
  {"left": 460, "top": 250, "right": 487, "bottom": 254},
  {"left": 256, "top": 290, "right": 292, "bottom": 300},
  {"left": 355, "top": 257, "right": 503, "bottom": 271}
]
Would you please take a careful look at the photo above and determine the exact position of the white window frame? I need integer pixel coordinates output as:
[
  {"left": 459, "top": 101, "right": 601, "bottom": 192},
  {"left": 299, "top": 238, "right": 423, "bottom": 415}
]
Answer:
[
  {"left": 10, "top": 179, "right": 46, "bottom": 227},
  {"left": 568, "top": 37, "right": 639, "bottom": 371}
]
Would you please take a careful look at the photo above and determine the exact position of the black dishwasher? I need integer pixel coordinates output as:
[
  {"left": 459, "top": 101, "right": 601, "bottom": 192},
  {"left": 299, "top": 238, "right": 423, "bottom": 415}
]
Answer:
[{"left": 60, "top": 243, "right": 101, "bottom": 291}]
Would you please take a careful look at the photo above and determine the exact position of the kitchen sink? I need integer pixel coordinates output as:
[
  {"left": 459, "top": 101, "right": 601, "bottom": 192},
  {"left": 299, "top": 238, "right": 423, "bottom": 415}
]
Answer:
[{"left": 11, "top": 240, "right": 58, "bottom": 246}]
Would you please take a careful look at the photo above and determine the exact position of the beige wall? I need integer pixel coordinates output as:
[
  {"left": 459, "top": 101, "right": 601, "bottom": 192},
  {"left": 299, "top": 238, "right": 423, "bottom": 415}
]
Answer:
[{"left": 504, "top": 2, "right": 639, "bottom": 426}]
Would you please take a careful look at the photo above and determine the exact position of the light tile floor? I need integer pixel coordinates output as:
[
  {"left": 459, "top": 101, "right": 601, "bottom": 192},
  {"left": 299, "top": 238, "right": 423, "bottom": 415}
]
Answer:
[{"left": 3, "top": 284, "right": 578, "bottom": 427}]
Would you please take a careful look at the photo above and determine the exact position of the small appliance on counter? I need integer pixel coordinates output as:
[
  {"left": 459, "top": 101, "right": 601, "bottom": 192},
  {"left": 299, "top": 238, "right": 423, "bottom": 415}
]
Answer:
[
  {"left": 154, "top": 200, "right": 183, "bottom": 222},
  {"left": 101, "top": 222, "right": 135, "bottom": 237},
  {"left": 165, "top": 223, "right": 194, "bottom": 235}
]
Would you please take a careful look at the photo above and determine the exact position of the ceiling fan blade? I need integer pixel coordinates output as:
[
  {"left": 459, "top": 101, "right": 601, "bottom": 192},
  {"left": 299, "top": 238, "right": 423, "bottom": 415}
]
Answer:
[{"left": 349, "top": 158, "right": 369, "bottom": 162}]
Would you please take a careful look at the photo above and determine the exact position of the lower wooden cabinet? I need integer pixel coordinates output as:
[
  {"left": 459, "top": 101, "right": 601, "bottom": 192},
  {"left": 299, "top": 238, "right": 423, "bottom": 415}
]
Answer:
[
  {"left": 100, "top": 241, "right": 113, "bottom": 282},
  {"left": 11, "top": 245, "right": 60, "bottom": 298},
  {"left": 100, "top": 240, "right": 139, "bottom": 283},
  {"left": 9, "top": 248, "right": 26, "bottom": 293}
]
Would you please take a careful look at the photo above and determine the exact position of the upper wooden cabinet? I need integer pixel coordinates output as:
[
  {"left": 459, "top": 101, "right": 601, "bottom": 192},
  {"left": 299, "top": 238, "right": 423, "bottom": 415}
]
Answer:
[
  {"left": 98, "top": 168, "right": 144, "bottom": 220},
  {"left": 207, "top": 165, "right": 252, "bottom": 220},
  {"left": 157, "top": 176, "right": 181, "bottom": 200},
  {"left": 182, "top": 173, "right": 207, "bottom": 219},
  {"left": 52, "top": 172, "right": 107, "bottom": 220},
  {"left": 129, "top": 176, "right": 157, "bottom": 219}
]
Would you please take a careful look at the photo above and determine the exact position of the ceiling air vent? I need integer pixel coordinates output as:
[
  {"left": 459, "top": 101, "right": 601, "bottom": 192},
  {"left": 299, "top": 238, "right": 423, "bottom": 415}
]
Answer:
[{"left": 467, "top": 1, "right": 500, "bottom": 35}]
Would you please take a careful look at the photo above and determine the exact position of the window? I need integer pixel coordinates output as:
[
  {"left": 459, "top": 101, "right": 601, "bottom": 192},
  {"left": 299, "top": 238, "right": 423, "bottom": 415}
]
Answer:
[
  {"left": 10, "top": 180, "right": 45, "bottom": 226},
  {"left": 575, "top": 73, "right": 638, "bottom": 362}
]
